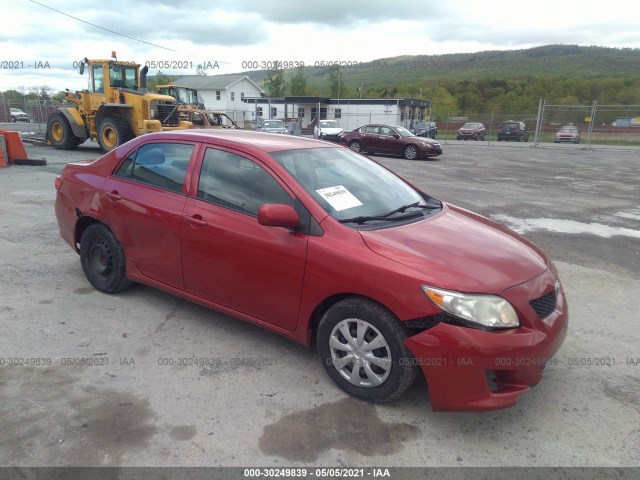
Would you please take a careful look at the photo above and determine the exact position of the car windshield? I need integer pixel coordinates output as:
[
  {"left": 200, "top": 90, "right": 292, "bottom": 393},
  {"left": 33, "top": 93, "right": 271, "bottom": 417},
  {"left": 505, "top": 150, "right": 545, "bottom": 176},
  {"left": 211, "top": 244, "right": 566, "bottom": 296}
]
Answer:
[
  {"left": 394, "top": 126, "right": 414, "bottom": 137},
  {"left": 271, "top": 147, "right": 432, "bottom": 226},
  {"left": 320, "top": 121, "right": 340, "bottom": 128},
  {"left": 263, "top": 120, "right": 284, "bottom": 128},
  {"left": 559, "top": 126, "right": 577, "bottom": 132},
  {"left": 462, "top": 123, "right": 481, "bottom": 129},
  {"left": 11, "top": 108, "right": 24, "bottom": 113}
]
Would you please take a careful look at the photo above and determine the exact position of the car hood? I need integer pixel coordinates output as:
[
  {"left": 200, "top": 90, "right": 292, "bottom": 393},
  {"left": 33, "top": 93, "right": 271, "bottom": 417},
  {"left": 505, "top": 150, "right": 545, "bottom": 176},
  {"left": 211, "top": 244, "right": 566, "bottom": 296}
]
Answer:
[
  {"left": 319, "top": 127, "right": 343, "bottom": 134},
  {"left": 413, "top": 137, "right": 440, "bottom": 145},
  {"left": 359, "top": 204, "right": 548, "bottom": 293}
]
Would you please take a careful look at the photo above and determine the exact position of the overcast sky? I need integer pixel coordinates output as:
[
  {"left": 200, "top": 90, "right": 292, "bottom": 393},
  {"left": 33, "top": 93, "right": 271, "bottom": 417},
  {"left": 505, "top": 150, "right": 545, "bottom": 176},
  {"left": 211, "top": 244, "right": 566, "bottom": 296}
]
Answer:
[{"left": 1, "top": 0, "right": 639, "bottom": 92}]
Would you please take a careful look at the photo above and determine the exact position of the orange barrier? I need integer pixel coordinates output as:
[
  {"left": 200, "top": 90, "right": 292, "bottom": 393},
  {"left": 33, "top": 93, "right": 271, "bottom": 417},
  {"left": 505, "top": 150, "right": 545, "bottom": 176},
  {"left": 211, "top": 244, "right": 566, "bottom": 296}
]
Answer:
[
  {"left": 0, "top": 130, "right": 29, "bottom": 164},
  {"left": 0, "top": 134, "right": 7, "bottom": 168}
]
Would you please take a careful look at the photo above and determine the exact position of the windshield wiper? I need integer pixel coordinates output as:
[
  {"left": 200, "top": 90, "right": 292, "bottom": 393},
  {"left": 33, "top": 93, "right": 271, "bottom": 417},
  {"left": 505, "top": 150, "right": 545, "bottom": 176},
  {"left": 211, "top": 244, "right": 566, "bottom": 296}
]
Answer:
[{"left": 338, "top": 202, "right": 440, "bottom": 225}]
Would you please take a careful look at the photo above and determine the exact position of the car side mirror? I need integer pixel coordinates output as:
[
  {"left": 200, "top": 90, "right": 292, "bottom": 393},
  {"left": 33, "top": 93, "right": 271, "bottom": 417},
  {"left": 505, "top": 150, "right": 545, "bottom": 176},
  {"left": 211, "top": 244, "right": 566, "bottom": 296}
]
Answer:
[
  {"left": 257, "top": 204, "right": 300, "bottom": 229},
  {"left": 393, "top": 134, "right": 400, "bottom": 139}
]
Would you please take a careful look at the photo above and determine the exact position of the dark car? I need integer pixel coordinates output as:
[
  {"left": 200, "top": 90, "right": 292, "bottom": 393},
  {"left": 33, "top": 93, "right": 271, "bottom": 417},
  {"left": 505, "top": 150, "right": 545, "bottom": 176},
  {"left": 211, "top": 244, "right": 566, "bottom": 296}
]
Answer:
[
  {"left": 55, "top": 130, "right": 567, "bottom": 411},
  {"left": 412, "top": 121, "right": 437, "bottom": 139},
  {"left": 498, "top": 121, "right": 529, "bottom": 142},
  {"left": 457, "top": 122, "right": 485, "bottom": 140},
  {"left": 10, "top": 108, "right": 31, "bottom": 123},
  {"left": 554, "top": 125, "right": 579, "bottom": 144},
  {"left": 339, "top": 124, "right": 442, "bottom": 159}
]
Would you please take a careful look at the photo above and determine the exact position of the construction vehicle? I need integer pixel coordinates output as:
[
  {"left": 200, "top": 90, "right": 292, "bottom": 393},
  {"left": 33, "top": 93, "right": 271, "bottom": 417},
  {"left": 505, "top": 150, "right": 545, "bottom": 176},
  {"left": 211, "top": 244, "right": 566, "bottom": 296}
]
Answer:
[
  {"left": 47, "top": 55, "right": 192, "bottom": 152},
  {"left": 156, "top": 83, "right": 239, "bottom": 129},
  {"left": 156, "top": 84, "right": 204, "bottom": 109}
]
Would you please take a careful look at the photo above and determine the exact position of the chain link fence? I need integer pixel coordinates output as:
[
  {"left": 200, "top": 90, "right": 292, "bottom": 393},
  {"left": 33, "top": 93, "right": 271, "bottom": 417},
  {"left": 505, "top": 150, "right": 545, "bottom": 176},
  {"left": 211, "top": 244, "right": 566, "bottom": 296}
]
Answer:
[{"left": 431, "top": 101, "right": 640, "bottom": 148}]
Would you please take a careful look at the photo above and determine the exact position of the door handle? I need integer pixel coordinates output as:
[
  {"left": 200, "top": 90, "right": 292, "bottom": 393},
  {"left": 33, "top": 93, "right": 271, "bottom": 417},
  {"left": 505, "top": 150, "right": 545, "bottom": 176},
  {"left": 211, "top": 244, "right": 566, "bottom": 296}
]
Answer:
[
  {"left": 183, "top": 215, "right": 208, "bottom": 227},
  {"left": 104, "top": 191, "right": 122, "bottom": 201}
]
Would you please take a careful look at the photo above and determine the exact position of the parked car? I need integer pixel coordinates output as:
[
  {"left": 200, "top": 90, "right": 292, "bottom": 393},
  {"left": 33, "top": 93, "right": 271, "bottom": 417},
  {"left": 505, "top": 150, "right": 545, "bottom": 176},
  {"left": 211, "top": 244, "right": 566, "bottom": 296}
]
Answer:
[
  {"left": 339, "top": 124, "right": 442, "bottom": 159},
  {"left": 412, "top": 121, "right": 438, "bottom": 139},
  {"left": 55, "top": 130, "right": 567, "bottom": 411},
  {"left": 554, "top": 125, "right": 580, "bottom": 144},
  {"left": 182, "top": 109, "right": 239, "bottom": 129},
  {"left": 10, "top": 108, "right": 30, "bottom": 123},
  {"left": 314, "top": 120, "right": 344, "bottom": 141},
  {"left": 457, "top": 122, "right": 485, "bottom": 140},
  {"left": 257, "top": 119, "right": 288, "bottom": 134},
  {"left": 498, "top": 121, "right": 529, "bottom": 142}
]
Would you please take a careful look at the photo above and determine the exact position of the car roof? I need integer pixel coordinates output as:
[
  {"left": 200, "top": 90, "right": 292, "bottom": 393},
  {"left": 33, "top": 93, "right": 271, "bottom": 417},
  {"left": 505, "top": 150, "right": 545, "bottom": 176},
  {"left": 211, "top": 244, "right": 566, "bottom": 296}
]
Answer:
[{"left": 133, "top": 129, "right": 333, "bottom": 153}]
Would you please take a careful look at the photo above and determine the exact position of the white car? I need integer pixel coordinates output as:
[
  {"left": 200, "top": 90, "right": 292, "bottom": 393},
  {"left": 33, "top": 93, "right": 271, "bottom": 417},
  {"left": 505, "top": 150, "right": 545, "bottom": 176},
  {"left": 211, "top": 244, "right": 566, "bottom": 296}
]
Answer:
[
  {"left": 314, "top": 120, "right": 343, "bottom": 141},
  {"left": 10, "top": 108, "right": 31, "bottom": 123}
]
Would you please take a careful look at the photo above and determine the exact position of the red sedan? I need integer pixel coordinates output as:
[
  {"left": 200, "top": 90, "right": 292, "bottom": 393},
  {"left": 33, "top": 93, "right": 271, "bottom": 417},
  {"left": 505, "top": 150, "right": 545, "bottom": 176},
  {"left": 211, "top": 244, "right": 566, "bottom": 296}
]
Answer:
[
  {"left": 55, "top": 130, "right": 567, "bottom": 411},
  {"left": 339, "top": 124, "right": 442, "bottom": 159}
]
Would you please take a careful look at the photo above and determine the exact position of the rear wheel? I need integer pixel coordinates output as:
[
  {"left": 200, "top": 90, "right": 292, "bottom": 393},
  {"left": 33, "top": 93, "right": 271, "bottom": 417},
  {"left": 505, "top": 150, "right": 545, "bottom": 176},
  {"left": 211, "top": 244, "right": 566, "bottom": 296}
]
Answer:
[
  {"left": 80, "top": 223, "right": 131, "bottom": 294},
  {"left": 97, "top": 116, "right": 134, "bottom": 152},
  {"left": 47, "top": 112, "right": 82, "bottom": 150},
  {"left": 317, "top": 298, "right": 418, "bottom": 402},
  {"left": 349, "top": 140, "right": 362, "bottom": 152}
]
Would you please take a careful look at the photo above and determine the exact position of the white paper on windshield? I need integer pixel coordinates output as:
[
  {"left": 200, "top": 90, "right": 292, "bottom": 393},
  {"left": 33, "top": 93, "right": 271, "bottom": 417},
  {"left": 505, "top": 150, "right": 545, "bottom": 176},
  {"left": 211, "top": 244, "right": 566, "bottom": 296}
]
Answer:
[{"left": 316, "top": 185, "right": 362, "bottom": 211}]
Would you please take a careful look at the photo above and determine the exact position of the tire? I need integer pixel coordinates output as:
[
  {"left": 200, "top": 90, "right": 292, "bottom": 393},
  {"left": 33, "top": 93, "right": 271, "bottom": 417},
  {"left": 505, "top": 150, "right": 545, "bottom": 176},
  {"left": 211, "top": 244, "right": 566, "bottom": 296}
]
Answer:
[
  {"left": 97, "top": 116, "right": 134, "bottom": 152},
  {"left": 317, "top": 298, "right": 418, "bottom": 403},
  {"left": 403, "top": 145, "right": 419, "bottom": 160},
  {"left": 80, "top": 223, "right": 131, "bottom": 294},
  {"left": 47, "top": 112, "right": 82, "bottom": 150},
  {"left": 349, "top": 140, "right": 362, "bottom": 152}
]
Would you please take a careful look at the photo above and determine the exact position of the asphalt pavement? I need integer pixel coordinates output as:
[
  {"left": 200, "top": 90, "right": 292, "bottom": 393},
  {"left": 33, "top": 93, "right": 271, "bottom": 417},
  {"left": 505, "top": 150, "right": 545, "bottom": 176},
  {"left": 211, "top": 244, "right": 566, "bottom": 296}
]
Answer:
[{"left": 0, "top": 140, "right": 638, "bottom": 470}]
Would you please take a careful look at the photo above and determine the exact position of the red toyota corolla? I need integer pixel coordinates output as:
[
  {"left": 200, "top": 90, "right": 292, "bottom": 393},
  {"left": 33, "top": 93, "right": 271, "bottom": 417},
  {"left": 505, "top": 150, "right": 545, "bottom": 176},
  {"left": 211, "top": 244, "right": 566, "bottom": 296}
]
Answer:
[{"left": 55, "top": 130, "right": 567, "bottom": 411}]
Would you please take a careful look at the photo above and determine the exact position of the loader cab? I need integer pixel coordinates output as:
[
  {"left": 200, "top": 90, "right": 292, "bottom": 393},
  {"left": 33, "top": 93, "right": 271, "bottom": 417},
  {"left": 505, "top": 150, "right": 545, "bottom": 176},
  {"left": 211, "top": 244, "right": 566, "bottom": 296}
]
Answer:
[{"left": 157, "top": 85, "right": 201, "bottom": 108}]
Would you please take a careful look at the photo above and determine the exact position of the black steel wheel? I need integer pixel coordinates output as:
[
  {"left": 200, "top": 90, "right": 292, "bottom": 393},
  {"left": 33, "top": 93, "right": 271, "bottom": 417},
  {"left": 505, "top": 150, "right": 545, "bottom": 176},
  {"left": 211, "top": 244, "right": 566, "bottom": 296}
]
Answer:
[{"left": 80, "top": 223, "right": 131, "bottom": 294}]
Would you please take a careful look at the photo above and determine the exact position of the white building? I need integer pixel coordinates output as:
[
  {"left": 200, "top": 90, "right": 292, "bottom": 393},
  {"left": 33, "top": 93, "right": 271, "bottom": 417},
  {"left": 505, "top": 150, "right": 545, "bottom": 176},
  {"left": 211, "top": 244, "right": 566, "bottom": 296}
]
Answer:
[
  {"left": 172, "top": 74, "right": 265, "bottom": 127},
  {"left": 242, "top": 96, "right": 432, "bottom": 131}
]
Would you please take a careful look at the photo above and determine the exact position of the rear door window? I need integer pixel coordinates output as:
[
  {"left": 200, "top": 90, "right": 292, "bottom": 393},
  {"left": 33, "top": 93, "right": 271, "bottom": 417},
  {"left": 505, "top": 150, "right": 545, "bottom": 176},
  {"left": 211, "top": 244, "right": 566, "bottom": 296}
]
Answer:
[{"left": 115, "top": 143, "right": 194, "bottom": 193}]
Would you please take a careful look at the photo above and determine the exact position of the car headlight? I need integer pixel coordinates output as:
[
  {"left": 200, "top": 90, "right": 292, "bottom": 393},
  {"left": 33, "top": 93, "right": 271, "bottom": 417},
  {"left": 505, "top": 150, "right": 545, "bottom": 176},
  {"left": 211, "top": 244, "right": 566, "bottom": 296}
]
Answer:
[{"left": 422, "top": 286, "right": 519, "bottom": 329}]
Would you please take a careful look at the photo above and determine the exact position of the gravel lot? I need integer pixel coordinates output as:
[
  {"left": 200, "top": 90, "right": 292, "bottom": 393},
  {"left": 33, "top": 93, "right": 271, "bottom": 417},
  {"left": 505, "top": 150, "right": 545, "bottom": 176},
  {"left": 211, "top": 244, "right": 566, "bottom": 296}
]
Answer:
[{"left": 0, "top": 139, "right": 639, "bottom": 471}]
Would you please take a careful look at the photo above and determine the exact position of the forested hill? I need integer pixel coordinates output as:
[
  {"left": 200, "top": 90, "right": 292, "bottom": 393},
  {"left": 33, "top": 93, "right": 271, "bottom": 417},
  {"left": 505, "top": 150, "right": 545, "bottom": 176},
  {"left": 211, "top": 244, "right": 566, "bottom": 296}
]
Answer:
[{"left": 243, "top": 45, "right": 640, "bottom": 94}]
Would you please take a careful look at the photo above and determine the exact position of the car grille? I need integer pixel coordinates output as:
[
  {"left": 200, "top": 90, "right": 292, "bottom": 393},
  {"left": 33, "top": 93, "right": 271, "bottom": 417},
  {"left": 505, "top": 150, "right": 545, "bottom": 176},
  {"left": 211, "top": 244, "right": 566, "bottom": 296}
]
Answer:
[
  {"left": 157, "top": 102, "right": 179, "bottom": 126},
  {"left": 530, "top": 291, "right": 556, "bottom": 319}
]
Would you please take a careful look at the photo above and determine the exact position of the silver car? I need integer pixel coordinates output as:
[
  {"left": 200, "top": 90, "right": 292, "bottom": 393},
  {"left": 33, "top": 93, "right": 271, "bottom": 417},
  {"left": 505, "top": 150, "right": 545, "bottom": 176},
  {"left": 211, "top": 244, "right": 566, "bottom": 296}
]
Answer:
[{"left": 258, "top": 119, "right": 288, "bottom": 134}]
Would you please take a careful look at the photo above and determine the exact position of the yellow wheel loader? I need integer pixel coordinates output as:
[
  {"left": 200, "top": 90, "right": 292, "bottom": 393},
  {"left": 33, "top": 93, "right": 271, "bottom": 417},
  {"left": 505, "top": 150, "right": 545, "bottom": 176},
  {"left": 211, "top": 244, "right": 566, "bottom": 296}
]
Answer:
[{"left": 47, "top": 57, "right": 192, "bottom": 152}]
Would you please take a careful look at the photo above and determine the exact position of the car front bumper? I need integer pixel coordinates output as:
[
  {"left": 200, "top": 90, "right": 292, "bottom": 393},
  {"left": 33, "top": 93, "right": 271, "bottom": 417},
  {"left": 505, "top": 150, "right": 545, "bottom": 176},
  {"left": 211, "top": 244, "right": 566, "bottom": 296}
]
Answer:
[
  {"left": 420, "top": 145, "right": 442, "bottom": 157},
  {"left": 555, "top": 135, "right": 579, "bottom": 142},
  {"left": 457, "top": 132, "right": 480, "bottom": 139},
  {"left": 404, "top": 268, "right": 568, "bottom": 411},
  {"left": 319, "top": 134, "right": 342, "bottom": 142}
]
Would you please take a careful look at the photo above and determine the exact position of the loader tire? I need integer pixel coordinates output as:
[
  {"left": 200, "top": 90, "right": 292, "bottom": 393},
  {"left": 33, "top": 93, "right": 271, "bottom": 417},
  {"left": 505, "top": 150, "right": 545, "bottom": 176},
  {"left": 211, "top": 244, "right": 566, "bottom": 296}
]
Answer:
[
  {"left": 97, "top": 116, "right": 134, "bottom": 152},
  {"left": 47, "top": 112, "right": 82, "bottom": 150}
]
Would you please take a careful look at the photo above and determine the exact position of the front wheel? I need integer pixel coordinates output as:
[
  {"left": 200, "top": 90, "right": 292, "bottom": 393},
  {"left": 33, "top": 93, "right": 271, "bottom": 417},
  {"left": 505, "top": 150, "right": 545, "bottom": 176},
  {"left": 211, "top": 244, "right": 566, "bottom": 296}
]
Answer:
[
  {"left": 80, "top": 223, "right": 131, "bottom": 294},
  {"left": 317, "top": 298, "right": 418, "bottom": 403},
  {"left": 349, "top": 140, "right": 362, "bottom": 152},
  {"left": 97, "top": 116, "right": 134, "bottom": 152},
  {"left": 403, "top": 145, "right": 419, "bottom": 160}
]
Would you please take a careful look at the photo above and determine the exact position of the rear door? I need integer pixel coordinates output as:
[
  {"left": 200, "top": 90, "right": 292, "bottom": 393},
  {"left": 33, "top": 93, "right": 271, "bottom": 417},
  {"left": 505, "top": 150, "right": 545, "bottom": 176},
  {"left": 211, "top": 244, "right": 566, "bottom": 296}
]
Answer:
[
  {"left": 376, "top": 126, "right": 399, "bottom": 154},
  {"left": 101, "top": 142, "right": 196, "bottom": 289},
  {"left": 180, "top": 146, "right": 308, "bottom": 331},
  {"left": 361, "top": 125, "right": 381, "bottom": 151}
]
